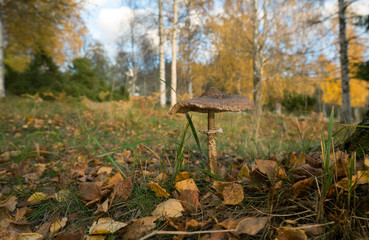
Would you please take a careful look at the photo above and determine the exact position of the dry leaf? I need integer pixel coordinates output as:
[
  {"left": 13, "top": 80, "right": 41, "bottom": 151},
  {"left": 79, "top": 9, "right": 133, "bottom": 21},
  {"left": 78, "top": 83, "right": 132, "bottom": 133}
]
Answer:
[
  {"left": 94, "top": 199, "right": 109, "bottom": 216},
  {"left": 175, "top": 172, "right": 191, "bottom": 182},
  {"left": 33, "top": 163, "right": 47, "bottom": 176},
  {"left": 54, "top": 230, "right": 83, "bottom": 240},
  {"left": 212, "top": 181, "right": 233, "bottom": 194},
  {"left": 255, "top": 160, "right": 286, "bottom": 180},
  {"left": 105, "top": 172, "right": 123, "bottom": 188},
  {"left": 186, "top": 219, "right": 202, "bottom": 229},
  {"left": 97, "top": 167, "right": 113, "bottom": 175},
  {"left": 275, "top": 227, "right": 307, "bottom": 240},
  {"left": 89, "top": 217, "right": 127, "bottom": 234},
  {"left": 27, "top": 192, "right": 47, "bottom": 203},
  {"left": 289, "top": 152, "right": 306, "bottom": 169},
  {"left": 112, "top": 178, "right": 133, "bottom": 202},
  {"left": 291, "top": 178, "right": 313, "bottom": 198},
  {"left": 152, "top": 199, "right": 184, "bottom": 218},
  {"left": 78, "top": 183, "right": 102, "bottom": 201},
  {"left": 0, "top": 196, "right": 17, "bottom": 212},
  {"left": 17, "top": 233, "right": 44, "bottom": 240},
  {"left": 235, "top": 217, "right": 268, "bottom": 235},
  {"left": 364, "top": 155, "right": 369, "bottom": 169},
  {"left": 149, "top": 181, "right": 170, "bottom": 198},
  {"left": 218, "top": 218, "right": 242, "bottom": 230},
  {"left": 180, "top": 189, "right": 200, "bottom": 213},
  {"left": 222, "top": 183, "right": 244, "bottom": 205},
  {"left": 155, "top": 172, "right": 169, "bottom": 182},
  {"left": 85, "top": 235, "right": 106, "bottom": 240},
  {"left": 122, "top": 216, "right": 157, "bottom": 240},
  {"left": 50, "top": 217, "right": 67, "bottom": 235},
  {"left": 297, "top": 224, "right": 323, "bottom": 237},
  {"left": 175, "top": 178, "right": 199, "bottom": 193},
  {"left": 238, "top": 165, "right": 250, "bottom": 179},
  {"left": 0, "top": 226, "right": 17, "bottom": 240}
]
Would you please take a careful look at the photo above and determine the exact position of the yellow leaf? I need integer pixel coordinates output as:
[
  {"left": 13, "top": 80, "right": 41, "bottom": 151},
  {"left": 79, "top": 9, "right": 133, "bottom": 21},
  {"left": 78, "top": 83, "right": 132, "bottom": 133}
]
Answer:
[
  {"left": 175, "top": 171, "right": 191, "bottom": 182},
  {"left": 50, "top": 217, "right": 67, "bottom": 235},
  {"left": 27, "top": 192, "right": 47, "bottom": 202},
  {"left": 152, "top": 199, "right": 184, "bottom": 218},
  {"left": 17, "top": 233, "right": 44, "bottom": 240},
  {"left": 175, "top": 178, "right": 199, "bottom": 194},
  {"left": 89, "top": 218, "right": 127, "bottom": 235},
  {"left": 364, "top": 156, "right": 369, "bottom": 169},
  {"left": 275, "top": 227, "right": 307, "bottom": 240},
  {"left": 222, "top": 183, "right": 244, "bottom": 205},
  {"left": 238, "top": 165, "right": 250, "bottom": 179},
  {"left": 149, "top": 182, "right": 170, "bottom": 198}
]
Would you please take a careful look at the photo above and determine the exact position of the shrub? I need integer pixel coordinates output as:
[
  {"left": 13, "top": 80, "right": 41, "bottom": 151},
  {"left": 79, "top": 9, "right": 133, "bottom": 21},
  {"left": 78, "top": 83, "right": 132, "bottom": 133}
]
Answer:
[{"left": 282, "top": 92, "right": 316, "bottom": 113}]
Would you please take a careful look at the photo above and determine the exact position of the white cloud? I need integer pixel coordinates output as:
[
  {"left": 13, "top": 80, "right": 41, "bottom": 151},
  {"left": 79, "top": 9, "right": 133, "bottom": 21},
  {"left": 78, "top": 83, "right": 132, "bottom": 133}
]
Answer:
[{"left": 351, "top": 0, "right": 369, "bottom": 16}]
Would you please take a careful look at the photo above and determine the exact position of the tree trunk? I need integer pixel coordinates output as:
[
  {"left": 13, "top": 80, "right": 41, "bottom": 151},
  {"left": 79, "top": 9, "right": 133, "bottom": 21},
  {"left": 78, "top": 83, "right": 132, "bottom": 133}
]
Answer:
[
  {"left": 170, "top": 0, "right": 178, "bottom": 107},
  {"left": 275, "top": 100, "right": 282, "bottom": 116},
  {"left": 252, "top": 0, "right": 263, "bottom": 116},
  {"left": 159, "top": 0, "right": 166, "bottom": 107},
  {"left": 0, "top": 1, "right": 5, "bottom": 99},
  {"left": 343, "top": 107, "right": 369, "bottom": 159},
  {"left": 338, "top": 0, "right": 352, "bottom": 124}
]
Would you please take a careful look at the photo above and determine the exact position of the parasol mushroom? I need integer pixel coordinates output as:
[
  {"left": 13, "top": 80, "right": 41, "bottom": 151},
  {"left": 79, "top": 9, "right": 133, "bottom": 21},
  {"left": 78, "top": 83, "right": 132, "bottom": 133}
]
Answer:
[{"left": 169, "top": 87, "right": 254, "bottom": 175}]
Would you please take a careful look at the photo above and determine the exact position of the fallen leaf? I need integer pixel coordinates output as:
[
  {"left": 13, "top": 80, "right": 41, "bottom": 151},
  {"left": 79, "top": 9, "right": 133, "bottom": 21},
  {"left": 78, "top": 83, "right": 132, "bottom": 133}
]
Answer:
[
  {"left": 50, "top": 217, "right": 67, "bottom": 235},
  {"left": 7, "top": 222, "right": 31, "bottom": 234},
  {"left": 365, "top": 155, "right": 369, "bottom": 169},
  {"left": 297, "top": 224, "right": 323, "bottom": 237},
  {"left": 212, "top": 181, "right": 233, "bottom": 194},
  {"left": 85, "top": 235, "right": 106, "bottom": 240},
  {"left": 78, "top": 183, "right": 102, "bottom": 201},
  {"left": 17, "top": 232, "right": 44, "bottom": 240},
  {"left": 152, "top": 199, "right": 184, "bottom": 218},
  {"left": 175, "top": 178, "right": 199, "bottom": 193},
  {"left": 0, "top": 226, "right": 17, "bottom": 240},
  {"left": 235, "top": 217, "right": 268, "bottom": 235},
  {"left": 149, "top": 181, "right": 170, "bottom": 198},
  {"left": 166, "top": 217, "right": 186, "bottom": 231},
  {"left": 291, "top": 178, "right": 313, "bottom": 198},
  {"left": 112, "top": 178, "right": 133, "bottom": 202},
  {"left": 0, "top": 196, "right": 17, "bottom": 212},
  {"left": 180, "top": 189, "right": 200, "bottom": 213},
  {"left": 275, "top": 227, "right": 307, "bottom": 240},
  {"left": 218, "top": 218, "right": 241, "bottom": 230},
  {"left": 238, "top": 165, "right": 250, "bottom": 179},
  {"left": 186, "top": 219, "right": 203, "bottom": 229},
  {"left": 289, "top": 152, "right": 306, "bottom": 169},
  {"left": 97, "top": 167, "right": 113, "bottom": 175},
  {"left": 94, "top": 199, "right": 109, "bottom": 216},
  {"left": 175, "top": 172, "right": 191, "bottom": 182},
  {"left": 89, "top": 217, "right": 127, "bottom": 234},
  {"left": 222, "top": 183, "right": 244, "bottom": 205},
  {"left": 54, "top": 230, "right": 83, "bottom": 240},
  {"left": 255, "top": 160, "right": 287, "bottom": 180},
  {"left": 33, "top": 163, "right": 47, "bottom": 176},
  {"left": 27, "top": 192, "right": 47, "bottom": 203},
  {"left": 122, "top": 216, "right": 157, "bottom": 240},
  {"left": 154, "top": 172, "right": 169, "bottom": 182}
]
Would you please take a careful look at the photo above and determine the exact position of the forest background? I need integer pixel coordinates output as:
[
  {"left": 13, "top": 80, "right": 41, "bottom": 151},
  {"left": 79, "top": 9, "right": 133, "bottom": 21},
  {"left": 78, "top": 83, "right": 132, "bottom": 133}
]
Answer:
[{"left": 1, "top": 0, "right": 369, "bottom": 122}]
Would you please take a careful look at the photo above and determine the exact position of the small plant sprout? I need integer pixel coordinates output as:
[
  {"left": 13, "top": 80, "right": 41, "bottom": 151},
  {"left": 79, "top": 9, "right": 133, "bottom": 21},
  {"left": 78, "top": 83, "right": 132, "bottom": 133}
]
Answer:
[{"left": 169, "top": 87, "right": 254, "bottom": 175}]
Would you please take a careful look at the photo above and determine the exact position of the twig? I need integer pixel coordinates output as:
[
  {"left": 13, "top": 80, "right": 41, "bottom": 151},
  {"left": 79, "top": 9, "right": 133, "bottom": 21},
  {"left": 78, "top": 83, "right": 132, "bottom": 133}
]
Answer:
[
  {"left": 292, "top": 221, "right": 335, "bottom": 230},
  {"left": 139, "top": 229, "right": 236, "bottom": 240}
]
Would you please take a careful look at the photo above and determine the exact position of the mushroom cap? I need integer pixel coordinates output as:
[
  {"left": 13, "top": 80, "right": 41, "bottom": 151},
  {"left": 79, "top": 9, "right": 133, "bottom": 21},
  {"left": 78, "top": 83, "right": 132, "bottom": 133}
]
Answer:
[{"left": 169, "top": 87, "right": 255, "bottom": 114}]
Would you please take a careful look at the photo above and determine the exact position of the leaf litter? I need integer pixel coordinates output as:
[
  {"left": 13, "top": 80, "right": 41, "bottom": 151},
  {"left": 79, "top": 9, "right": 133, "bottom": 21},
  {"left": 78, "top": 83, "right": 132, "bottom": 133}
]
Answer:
[{"left": 0, "top": 101, "right": 368, "bottom": 239}]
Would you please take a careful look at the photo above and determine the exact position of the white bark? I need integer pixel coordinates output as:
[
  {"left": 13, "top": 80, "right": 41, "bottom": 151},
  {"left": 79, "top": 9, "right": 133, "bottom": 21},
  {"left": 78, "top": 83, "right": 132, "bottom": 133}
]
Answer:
[
  {"left": 170, "top": 0, "right": 178, "bottom": 107},
  {"left": 0, "top": 0, "right": 4, "bottom": 98},
  {"left": 338, "top": 0, "right": 352, "bottom": 124},
  {"left": 159, "top": 0, "right": 166, "bottom": 107}
]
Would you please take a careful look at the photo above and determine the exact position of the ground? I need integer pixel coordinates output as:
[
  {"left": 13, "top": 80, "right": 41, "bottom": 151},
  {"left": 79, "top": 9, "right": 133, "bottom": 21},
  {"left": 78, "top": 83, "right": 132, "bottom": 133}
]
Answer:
[{"left": 0, "top": 96, "right": 368, "bottom": 240}]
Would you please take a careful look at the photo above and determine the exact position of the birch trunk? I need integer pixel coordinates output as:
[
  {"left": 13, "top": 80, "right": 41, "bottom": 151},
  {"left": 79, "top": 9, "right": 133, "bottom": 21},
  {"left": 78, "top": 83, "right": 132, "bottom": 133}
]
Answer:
[
  {"left": 252, "top": 0, "right": 263, "bottom": 116},
  {"left": 159, "top": 0, "right": 166, "bottom": 107},
  {"left": 170, "top": 0, "right": 178, "bottom": 107},
  {"left": 0, "top": 0, "right": 4, "bottom": 99},
  {"left": 338, "top": 0, "right": 352, "bottom": 123}
]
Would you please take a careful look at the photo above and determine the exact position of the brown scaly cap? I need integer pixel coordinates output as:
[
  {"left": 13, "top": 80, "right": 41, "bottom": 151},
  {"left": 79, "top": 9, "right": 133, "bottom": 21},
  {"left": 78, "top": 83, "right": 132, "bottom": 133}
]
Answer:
[{"left": 169, "top": 87, "right": 255, "bottom": 114}]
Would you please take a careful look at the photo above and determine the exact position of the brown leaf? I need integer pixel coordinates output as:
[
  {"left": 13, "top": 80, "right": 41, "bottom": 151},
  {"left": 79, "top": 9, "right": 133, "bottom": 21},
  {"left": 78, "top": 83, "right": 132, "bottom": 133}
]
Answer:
[
  {"left": 255, "top": 160, "right": 287, "bottom": 180},
  {"left": 7, "top": 222, "right": 31, "bottom": 234},
  {"left": 235, "top": 217, "right": 268, "bottom": 235},
  {"left": 0, "top": 207, "right": 13, "bottom": 228},
  {"left": 275, "top": 227, "right": 307, "bottom": 240},
  {"left": 291, "top": 178, "right": 313, "bottom": 198},
  {"left": 122, "top": 216, "right": 157, "bottom": 240},
  {"left": 112, "top": 178, "right": 133, "bottom": 202},
  {"left": 212, "top": 181, "right": 233, "bottom": 194},
  {"left": 89, "top": 217, "right": 127, "bottom": 234},
  {"left": 0, "top": 226, "right": 17, "bottom": 240},
  {"left": 222, "top": 183, "right": 244, "bottom": 205},
  {"left": 218, "top": 218, "right": 241, "bottom": 230},
  {"left": 179, "top": 189, "right": 200, "bottom": 213},
  {"left": 289, "top": 152, "right": 306, "bottom": 169},
  {"left": 54, "top": 229, "right": 83, "bottom": 240},
  {"left": 292, "top": 164, "right": 324, "bottom": 177},
  {"left": 0, "top": 196, "right": 17, "bottom": 212},
  {"left": 105, "top": 172, "right": 124, "bottom": 188},
  {"left": 78, "top": 183, "right": 102, "bottom": 201}
]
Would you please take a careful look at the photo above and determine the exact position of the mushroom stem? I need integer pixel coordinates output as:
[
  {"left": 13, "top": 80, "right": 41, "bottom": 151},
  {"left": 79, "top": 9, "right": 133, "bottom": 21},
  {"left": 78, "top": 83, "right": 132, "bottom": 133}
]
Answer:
[{"left": 208, "top": 110, "right": 217, "bottom": 174}]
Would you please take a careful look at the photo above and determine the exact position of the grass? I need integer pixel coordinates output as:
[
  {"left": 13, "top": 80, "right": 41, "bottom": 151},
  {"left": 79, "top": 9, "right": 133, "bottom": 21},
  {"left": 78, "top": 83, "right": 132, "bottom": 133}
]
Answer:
[{"left": 1, "top": 95, "right": 366, "bottom": 239}]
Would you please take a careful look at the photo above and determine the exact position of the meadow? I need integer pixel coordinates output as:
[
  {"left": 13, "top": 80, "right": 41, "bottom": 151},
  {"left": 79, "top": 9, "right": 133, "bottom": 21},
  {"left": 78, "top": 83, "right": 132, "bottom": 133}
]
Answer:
[{"left": 0, "top": 96, "right": 367, "bottom": 240}]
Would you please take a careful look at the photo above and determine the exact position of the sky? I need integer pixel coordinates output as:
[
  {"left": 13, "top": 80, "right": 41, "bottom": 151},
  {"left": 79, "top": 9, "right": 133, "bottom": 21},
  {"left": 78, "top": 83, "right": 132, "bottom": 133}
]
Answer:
[{"left": 83, "top": 0, "right": 369, "bottom": 60}]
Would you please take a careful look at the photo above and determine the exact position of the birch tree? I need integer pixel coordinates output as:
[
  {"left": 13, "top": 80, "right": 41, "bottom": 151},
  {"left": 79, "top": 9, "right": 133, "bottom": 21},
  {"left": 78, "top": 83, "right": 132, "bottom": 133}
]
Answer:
[
  {"left": 159, "top": 0, "right": 166, "bottom": 107},
  {"left": 170, "top": 0, "right": 178, "bottom": 107}
]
